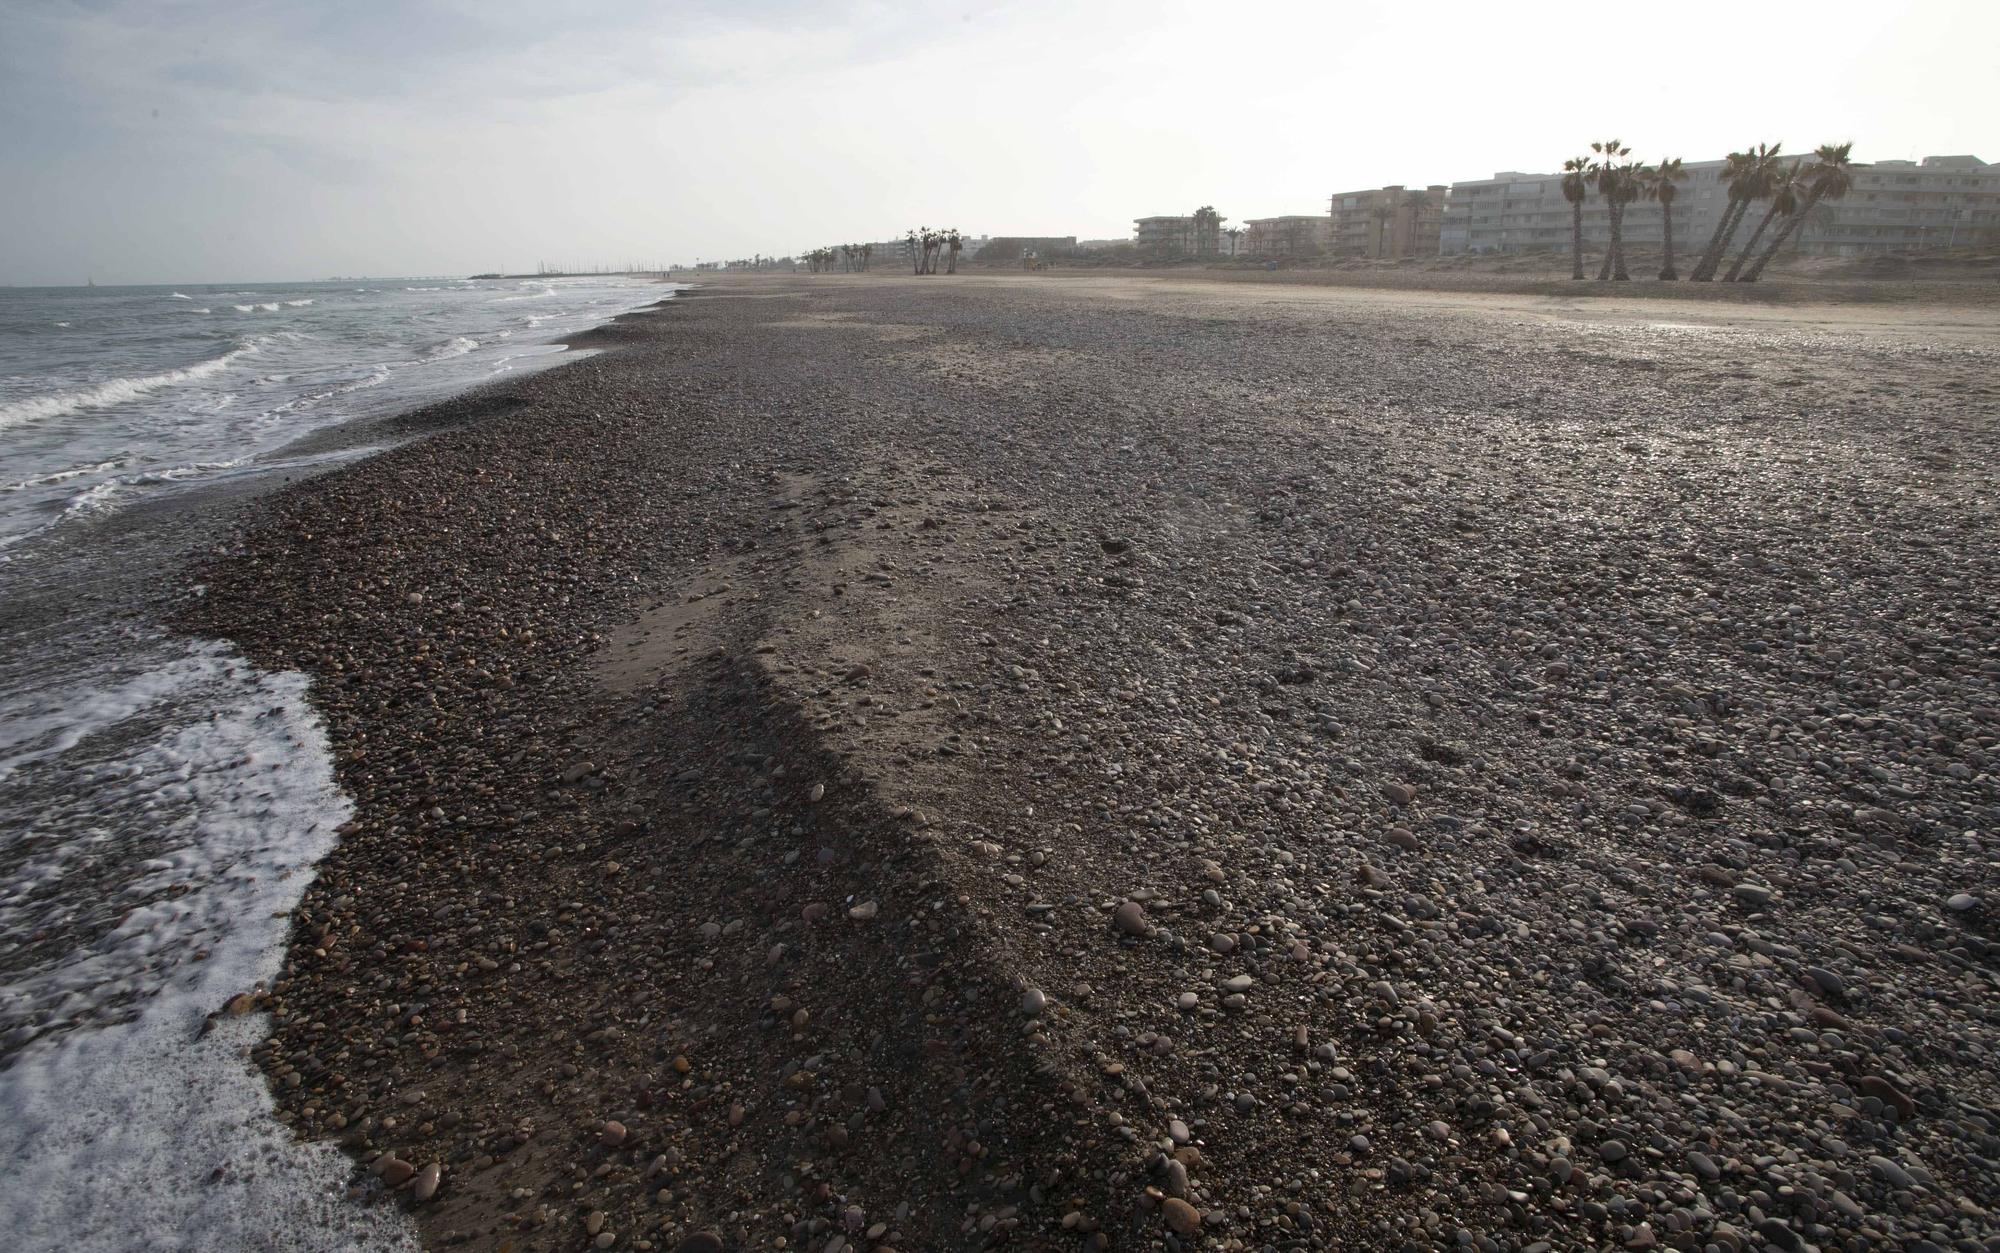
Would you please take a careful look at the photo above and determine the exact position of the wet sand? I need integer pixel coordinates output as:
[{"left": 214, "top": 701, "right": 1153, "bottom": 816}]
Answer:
[{"left": 187, "top": 274, "right": 2000, "bottom": 1252}]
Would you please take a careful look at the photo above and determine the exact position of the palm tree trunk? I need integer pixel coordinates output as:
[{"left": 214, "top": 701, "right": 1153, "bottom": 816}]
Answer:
[
  {"left": 1723, "top": 205, "right": 1779, "bottom": 282},
  {"left": 1691, "top": 199, "right": 1746, "bottom": 282},
  {"left": 1742, "top": 191, "right": 1819, "bottom": 282},
  {"left": 1658, "top": 201, "right": 1677, "bottom": 280},
  {"left": 1571, "top": 203, "right": 1585, "bottom": 280},
  {"left": 1597, "top": 211, "right": 1614, "bottom": 280},
  {"left": 1610, "top": 202, "right": 1629, "bottom": 280}
]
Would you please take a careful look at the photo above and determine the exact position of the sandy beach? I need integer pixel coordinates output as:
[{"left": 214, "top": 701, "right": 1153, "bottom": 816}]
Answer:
[{"left": 184, "top": 272, "right": 2000, "bottom": 1252}]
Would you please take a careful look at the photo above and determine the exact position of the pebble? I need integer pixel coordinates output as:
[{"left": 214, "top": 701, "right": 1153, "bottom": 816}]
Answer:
[
  {"left": 1732, "top": 882, "right": 1774, "bottom": 907},
  {"left": 1160, "top": 1197, "right": 1202, "bottom": 1236},
  {"left": 1113, "top": 900, "right": 1149, "bottom": 935}
]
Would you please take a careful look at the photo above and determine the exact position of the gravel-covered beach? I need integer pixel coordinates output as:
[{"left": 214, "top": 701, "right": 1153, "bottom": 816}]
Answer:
[{"left": 186, "top": 273, "right": 2000, "bottom": 1253}]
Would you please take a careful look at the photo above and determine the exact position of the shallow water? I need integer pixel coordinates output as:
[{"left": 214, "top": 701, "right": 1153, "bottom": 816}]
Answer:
[{"left": 0, "top": 273, "right": 672, "bottom": 1248}]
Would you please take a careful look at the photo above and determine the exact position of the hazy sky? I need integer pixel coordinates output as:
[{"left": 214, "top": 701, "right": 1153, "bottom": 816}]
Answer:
[{"left": 3, "top": 0, "right": 1994, "bottom": 284}]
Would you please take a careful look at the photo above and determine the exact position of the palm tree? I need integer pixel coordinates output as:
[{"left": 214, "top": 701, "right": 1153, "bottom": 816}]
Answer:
[
  {"left": 1560, "top": 156, "right": 1592, "bottom": 279},
  {"left": 1222, "top": 226, "right": 1244, "bottom": 257},
  {"left": 1400, "top": 190, "right": 1433, "bottom": 257},
  {"left": 1691, "top": 143, "right": 1780, "bottom": 281},
  {"left": 861, "top": 242, "right": 873, "bottom": 272},
  {"left": 944, "top": 228, "right": 964, "bottom": 274},
  {"left": 1588, "top": 139, "right": 1630, "bottom": 280},
  {"left": 1612, "top": 161, "right": 1648, "bottom": 280},
  {"left": 1190, "top": 206, "right": 1224, "bottom": 257},
  {"left": 1741, "top": 143, "right": 1855, "bottom": 282},
  {"left": 1723, "top": 159, "right": 1801, "bottom": 281},
  {"left": 1369, "top": 204, "right": 1394, "bottom": 258},
  {"left": 1647, "top": 158, "right": 1688, "bottom": 279}
]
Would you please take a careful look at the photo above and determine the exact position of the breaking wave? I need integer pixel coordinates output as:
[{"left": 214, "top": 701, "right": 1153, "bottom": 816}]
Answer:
[{"left": 0, "top": 345, "right": 258, "bottom": 430}]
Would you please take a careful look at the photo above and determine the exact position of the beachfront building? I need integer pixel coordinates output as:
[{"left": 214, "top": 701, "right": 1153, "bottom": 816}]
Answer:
[
  {"left": 1328, "top": 185, "right": 1448, "bottom": 258},
  {"left": 1815, "top": 156, "right": 1999, "bottom": 252},
  {"left": 1133, "top": 215, "right": 1196, "bottom": 256},
  {"left": 1440, "top": 153, "right": 1999, "bottom": 257},
  {"left": 1441, "top": 163, "right": 1726, "bottom": 256},
  {"left": 1242, "top": 216, "right": 1332, "bottom": 257}
]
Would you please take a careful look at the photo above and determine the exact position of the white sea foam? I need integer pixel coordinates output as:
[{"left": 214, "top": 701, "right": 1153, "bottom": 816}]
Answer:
[
  {"left": 0, "top": 345, "right": 257, "bottom": 430},
  {"left": 0, "top": 458, "right": 130, "bottom": 494},
  {"left": 179, "top": 307, "right": 212, "bottom": 314},
  {"left": 232, "top": 302, "right": 282, "bottom": 313},
  {"left": 284, "top": 299, "right": 314, "bottom": 307},
  {"left": 53, "top": 322, "right": 70, "bottom": 328},
  {"left": 168, "top": 292, "right": 193, "bottom": 300},
  {"left": 0, "top": 639, "right": 421, "bottom": 1252},
  {"left": 56, "top": 460, "right": 248, "bottom": 523},
  {"left": 419, "top": 335, "right": 478, "bottom": 362}
]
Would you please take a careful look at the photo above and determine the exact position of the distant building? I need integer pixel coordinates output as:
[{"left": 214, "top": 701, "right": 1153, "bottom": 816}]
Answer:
[
  {"left": 1819, "top": 156, "right": 1999, "bottom": 252},
  {"left": 1440, "top": 154, "right": 1999, "bottom": 257},
  {"left": 1328, "top": 185, "right": 1447, "bottom": 258},
  {"left": 1242, "top": 216, "right": 1331, "bottom": 256},
  {"left": 1075, "top": 238, "right": 1130, "bottom": 251},
  {"left": 1133, "top": 215, "right": 1195, "bottom": 255}
]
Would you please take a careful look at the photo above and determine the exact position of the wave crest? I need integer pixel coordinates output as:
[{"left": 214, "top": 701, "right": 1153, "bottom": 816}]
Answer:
[{"left": 0, "top": 346, "right": 256, "bottom": 430}]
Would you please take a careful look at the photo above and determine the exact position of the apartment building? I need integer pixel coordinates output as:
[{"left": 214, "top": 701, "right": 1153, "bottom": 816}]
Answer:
[
  {"left": 1815, "top": 156, "right": 1998, "bottom": 251},
  {"left": 1242, "top": 215, "right": 1332, "bottom": 256},
  {"left": 1328, "top": 185, "right": 1448, "bottom": 257},
  {"left": 1440, "top": 154, "right": 1998, "bottom": 257},
  {"left": 1441, "top": 161, "right": 1729, "bottom": 257},
  {"left": 1133, "top": 216, "right": 1196, "bottom": 255}
]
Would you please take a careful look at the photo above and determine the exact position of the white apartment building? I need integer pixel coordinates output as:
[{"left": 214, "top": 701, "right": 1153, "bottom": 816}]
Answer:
[{"left": 1440, "top": 154, "right": 1998, "bottom": 257}]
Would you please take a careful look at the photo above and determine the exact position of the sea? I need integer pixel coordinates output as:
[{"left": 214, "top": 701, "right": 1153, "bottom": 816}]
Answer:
[{"left": 0, "top": 275, "right": 671, "bottom": 1249}]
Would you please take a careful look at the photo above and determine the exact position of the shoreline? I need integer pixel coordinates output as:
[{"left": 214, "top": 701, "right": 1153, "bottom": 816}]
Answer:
[
  {"left": 0, "top": 284, "right": 682, "bottom": 1253},
  {"left": 184, "top": 273, "right": 1999, "bottom": 1251}
]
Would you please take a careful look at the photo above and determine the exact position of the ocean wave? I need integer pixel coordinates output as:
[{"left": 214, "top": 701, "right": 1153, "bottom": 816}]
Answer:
[
  {"left": 0, "top": 345, "right": 257, "bottom": 430},
  {"left": 267, "top": 363, "right": 394, "bottom": 416},
  {"left": 283, "top": 299, "right": 313, "bottom": 307},
  {"left": 494, "top": 287, "right": 555, "bottom": 302},
  {"left": 177, "top": 307, "right": 210, "bottom": 314},
  {"left": 231, "top": 302, "right": 281, "bottom": 313},
  {"left": 168, "top": 292, "right": 192, "bottom": 300},
  {"left": 57, "top": 459, "right": 247, "bottom": 522},
  {"left": 53, "top": 322, "right": 70, "bottom": 329},
  {"left": 0, "top": 458, "right": 130, "bottom": 494},
  {"left": 419, "top": 335, "right": 477, "bottom": 362}
]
